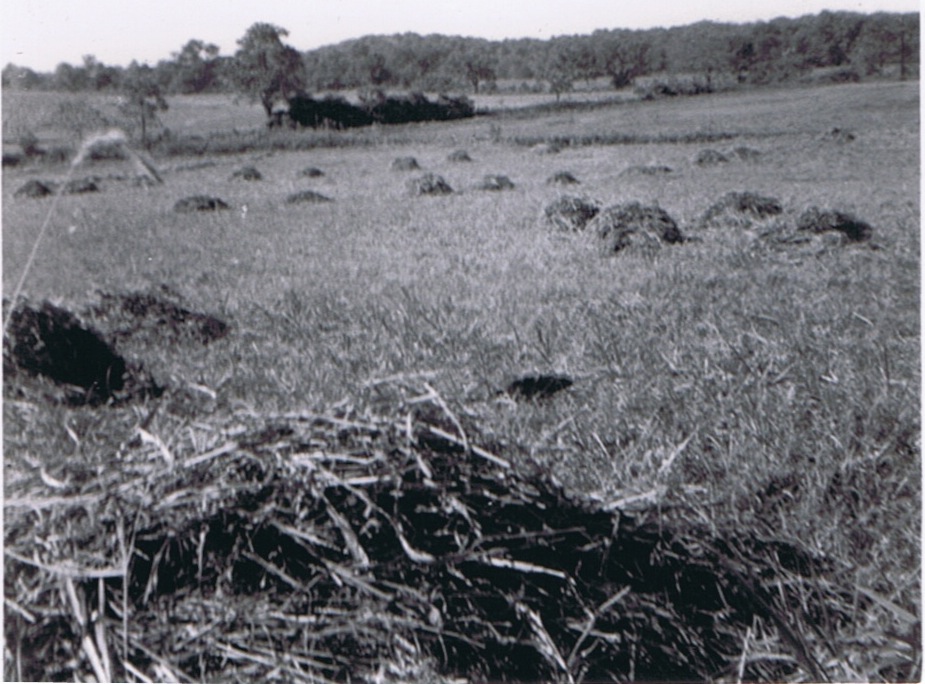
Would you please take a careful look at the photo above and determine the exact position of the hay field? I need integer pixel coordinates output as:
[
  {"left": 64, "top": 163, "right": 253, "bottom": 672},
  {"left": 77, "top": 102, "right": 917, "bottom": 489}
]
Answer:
[{"left": 3, "top": 81, "right": 920, "bottom": 681}]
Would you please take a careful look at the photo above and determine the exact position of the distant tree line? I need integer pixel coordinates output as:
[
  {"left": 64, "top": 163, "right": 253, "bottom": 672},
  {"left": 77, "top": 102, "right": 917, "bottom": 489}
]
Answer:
[{"left": 2, "top": 11, "right": 918, "bottom": 104}]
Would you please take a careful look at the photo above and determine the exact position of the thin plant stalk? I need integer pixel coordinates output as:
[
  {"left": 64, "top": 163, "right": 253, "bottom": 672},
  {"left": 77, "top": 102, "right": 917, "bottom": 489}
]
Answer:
[
  {"left": 3, "top": 164, "right": 78, "bottom": 336},
  {"left": 2, "top": 129, "right": 161, "bottom": 337}
]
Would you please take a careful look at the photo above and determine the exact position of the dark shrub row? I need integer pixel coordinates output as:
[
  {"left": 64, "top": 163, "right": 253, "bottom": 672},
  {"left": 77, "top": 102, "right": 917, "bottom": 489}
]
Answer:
[{"left": 277, "top": 92, "right": 475, "bottom": 130}]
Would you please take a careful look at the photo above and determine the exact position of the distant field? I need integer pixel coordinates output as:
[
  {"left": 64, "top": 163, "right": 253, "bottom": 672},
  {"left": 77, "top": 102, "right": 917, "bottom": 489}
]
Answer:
[
  {"left": 0, "top": 86, "right": 628, "bottom": 145},
  {"left": 3, "top": 80, "right": 920, "bottom": 682}
]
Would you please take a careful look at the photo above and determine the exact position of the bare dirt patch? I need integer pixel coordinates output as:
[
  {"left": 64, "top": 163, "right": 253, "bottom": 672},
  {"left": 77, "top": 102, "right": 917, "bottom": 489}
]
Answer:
[{"left": 505, "top": 374, "right": 574, "bottom": 400}]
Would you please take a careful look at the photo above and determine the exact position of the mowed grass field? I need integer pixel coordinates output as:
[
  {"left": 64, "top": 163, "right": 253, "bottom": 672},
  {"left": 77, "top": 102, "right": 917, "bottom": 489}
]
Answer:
[{"left": 3, "top": 80, "right": 920, "bottom": 680}]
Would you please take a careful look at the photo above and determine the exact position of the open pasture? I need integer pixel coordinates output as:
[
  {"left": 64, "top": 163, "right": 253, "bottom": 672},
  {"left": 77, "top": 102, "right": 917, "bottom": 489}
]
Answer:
[{"left": 3, "top": 81, "right": 920, "bottom": 681}]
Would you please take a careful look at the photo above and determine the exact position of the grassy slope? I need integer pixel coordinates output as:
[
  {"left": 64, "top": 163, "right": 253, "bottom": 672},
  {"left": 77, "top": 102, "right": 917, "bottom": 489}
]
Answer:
[{"left": 3, "top": 80, "right": 920, "bottom": 679}]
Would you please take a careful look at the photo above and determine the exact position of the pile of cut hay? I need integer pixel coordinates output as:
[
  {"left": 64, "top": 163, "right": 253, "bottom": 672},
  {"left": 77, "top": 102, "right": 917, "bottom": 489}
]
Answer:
[{"left": 5, "top": 381, "right": 860, "bottom": 682}]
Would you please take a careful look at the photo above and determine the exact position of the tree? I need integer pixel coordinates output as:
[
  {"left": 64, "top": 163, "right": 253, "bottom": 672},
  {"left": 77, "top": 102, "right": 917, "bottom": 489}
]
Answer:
[
  {"left": 465, "top": 57, "right": 496, "bottom": 93},
  {"left": 54, "top": 62, "right": 89, "bottom": 91},
  {"left": 120, "top": 62, "right": 169, "bottom": 149},
  {"left": 447, "top": 43, "right": 497, "bottom": 93},
  {"left": 594, "top": 31, "right": 652, "bottom": 89},
  {"left": 2, "top": 63, "right": 46, "bottom": 90},
  {"left": 82, "top": 55, "right": 119, "bottom": 91},
  {"left": 229, "top": 23, "right": 306, "bottom": 117},
  {"left": 542, "top": 43, "right": 576, "bottom": 102},
  {"left": 854, "top": 13, "right": 918, "bottom": 78},
  {"left": 366, "top": 52, "right": 395, "bottom": 87},
  {"left": 171, "top": 39, "right": 220, "bottom": 93}
]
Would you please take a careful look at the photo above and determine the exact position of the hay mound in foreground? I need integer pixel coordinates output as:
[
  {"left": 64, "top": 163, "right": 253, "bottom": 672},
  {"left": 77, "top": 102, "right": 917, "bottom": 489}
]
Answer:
[
  {"left": 408, "top": 173, "right": 453, "bottom": 196},
  {"left": 286, "top": 190, "right": 333, "bottom": 204},
  {"left": 797, "top": 206, "right": 873, "bottom": 242},
  {"left": 6, "top": 390, "right": 849, "bottom": 683},
  {"left": 544, "top": 195, "right": 600, "bottom": 232},
  {"left": 174, "top": 195, "right": 230, "bottom": 212},
  {"left": 700, "top": 191, "right": 784, "bottom": 229},
  {"left": 3, "top": 301, "right": 160, "bottom": 405},
  {"left": 590, "top": 202, "right": 684, "bottom": 254}
]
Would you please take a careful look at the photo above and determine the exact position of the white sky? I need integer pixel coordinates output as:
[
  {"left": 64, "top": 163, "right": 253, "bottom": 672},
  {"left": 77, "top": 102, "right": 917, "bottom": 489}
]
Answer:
[{"left": 2, "top": 0, "right": 920, "bottom": 72}]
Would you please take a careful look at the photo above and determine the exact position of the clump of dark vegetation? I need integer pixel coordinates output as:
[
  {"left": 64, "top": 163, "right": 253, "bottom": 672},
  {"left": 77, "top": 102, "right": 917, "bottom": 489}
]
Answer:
[
  {"left": 4, "top": 385, "right": 867, "bottom": 682},
  {"left": 547, "top": 171, "right": 579, "bottom": 185},
  {"left": 700, "top": 191, "right": 784, "bottom": 229},
  {"left": 299, "top": 166, "right": 325, "bottom": 177},
  {"left": 476, "top": 174, "right": 515, "bottom": 191},
  {"left": 590, "top": 202, "right": 684, "bottom": 254},
  {"left": 797, "top": 206, "right": 873, "bottom": 242},
  {"left": 391, "top": 156, "right": 421, "bottom": 171},
  {"left": 174, "top": 195, "right": 230, "bottom": 212},
  {"left": 14, "top": 179, "right": 55, "bottom": 198},
  {"left": 63, "top": 178, "right": 100, "bottom": 194},
  {"left": 621, "top": 164, "right": 675, "bottom": 176},
  {"left": 90, "top": 288, "right": 230, "bottom": 346},
  {"left": 543, "top": 195, "right": 600, "bottom": 232},
  {"left": 448, "top": 149, "right": 472, "bottom": 162},
  {"left": 231, "top": 165, "right": 262, "bottom": 181},
  {"left": 634, "top": 74, "right": 722, "bottom": 99},
  {"left": 286, "top": 190, "right": 334, "bottom": 204},
  {"left": 506, "top": 374, "right": 574, "bottom": 400},
  {"left": 695, "top": 149, "right": 731, "bottom": 166},
  {"left": 407, "top": 173, "right": 454, "bottom": 196},
  {"left": 281, "top": 92, "right": 475, "bottom": 129},
  {"left": 3, "top": 301, "right": 160, "bottom": 406}
]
